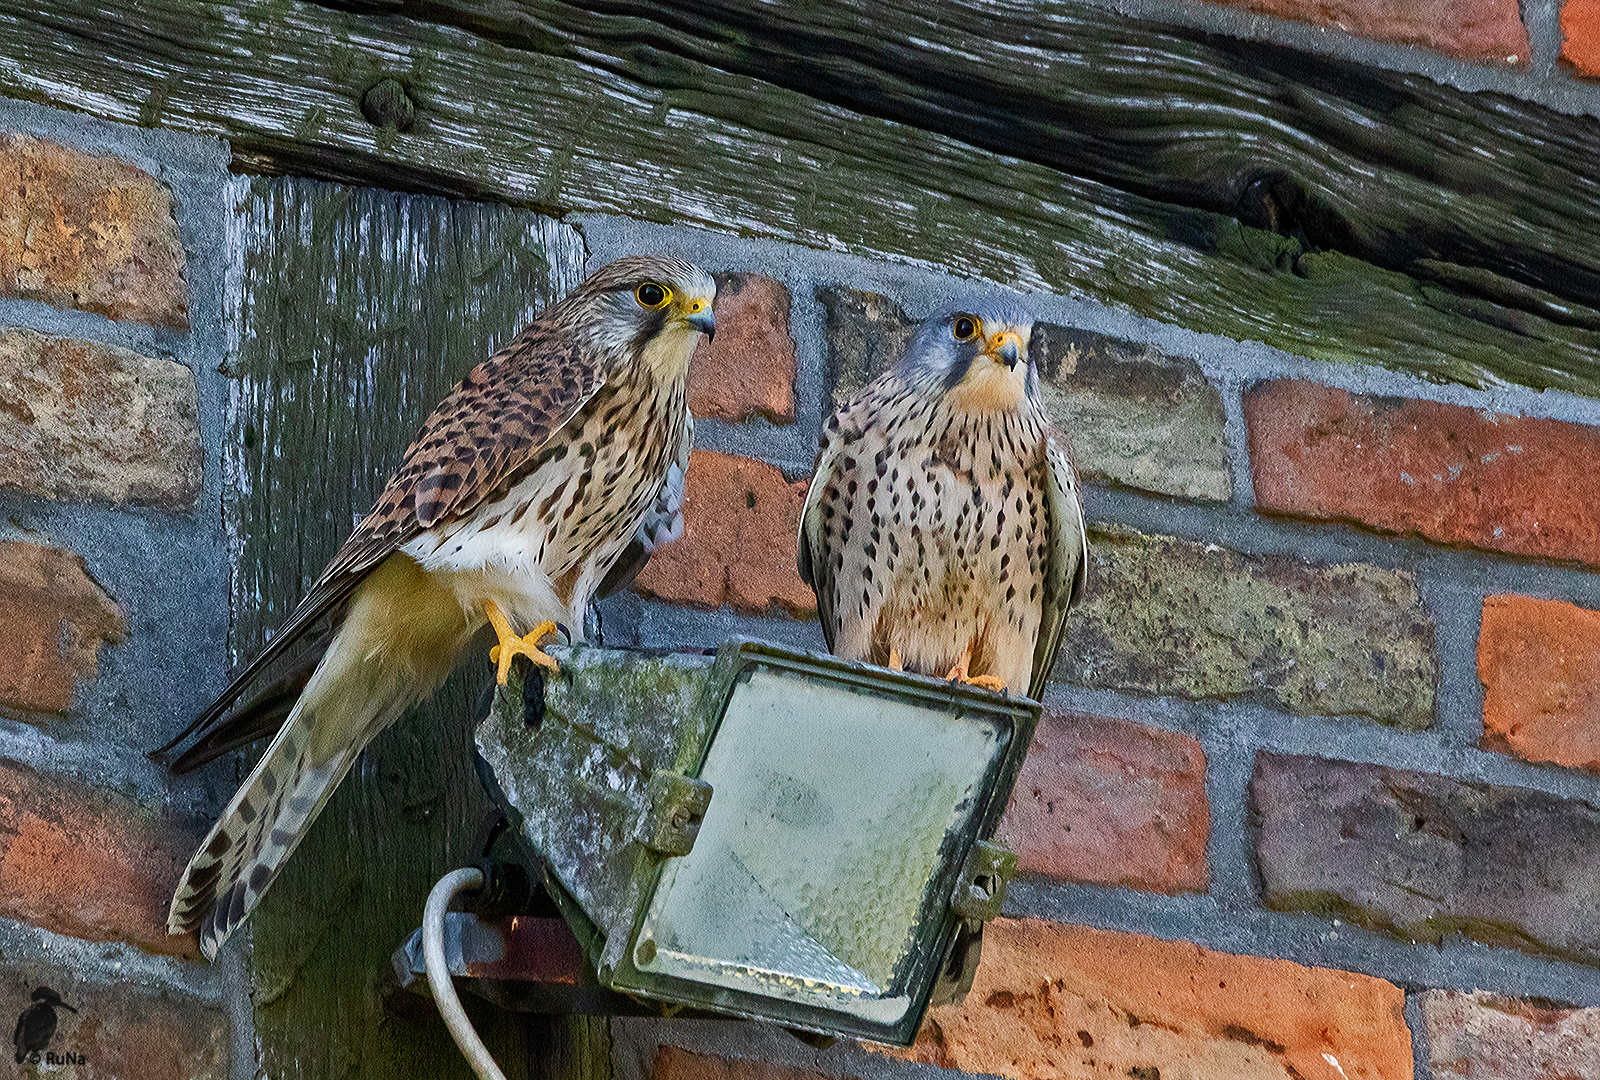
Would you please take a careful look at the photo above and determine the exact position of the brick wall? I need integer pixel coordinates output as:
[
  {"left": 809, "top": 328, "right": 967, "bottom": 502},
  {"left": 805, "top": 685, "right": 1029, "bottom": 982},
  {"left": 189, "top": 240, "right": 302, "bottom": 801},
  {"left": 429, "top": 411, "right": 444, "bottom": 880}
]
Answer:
[{"left": 0, "top": 100, "right": 242, "bottom": 1075}]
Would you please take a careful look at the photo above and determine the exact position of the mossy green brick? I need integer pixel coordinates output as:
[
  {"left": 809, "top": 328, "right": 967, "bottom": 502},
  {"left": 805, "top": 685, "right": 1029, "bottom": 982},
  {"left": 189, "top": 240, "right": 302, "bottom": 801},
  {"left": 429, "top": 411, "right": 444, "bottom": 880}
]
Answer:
[
  {"left": 1032, "top": 324, "right": 1230, "bottom": 502},
  {"left": 1052, "top": 526, "right": 1436, "bottom": 728}
]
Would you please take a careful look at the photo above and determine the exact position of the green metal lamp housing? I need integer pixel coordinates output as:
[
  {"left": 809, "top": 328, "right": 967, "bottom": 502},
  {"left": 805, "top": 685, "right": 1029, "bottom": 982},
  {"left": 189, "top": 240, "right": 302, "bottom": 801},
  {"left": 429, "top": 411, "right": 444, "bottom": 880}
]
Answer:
[{"left": 474, "top": 638, "right": 1037, "bottom": 1046}]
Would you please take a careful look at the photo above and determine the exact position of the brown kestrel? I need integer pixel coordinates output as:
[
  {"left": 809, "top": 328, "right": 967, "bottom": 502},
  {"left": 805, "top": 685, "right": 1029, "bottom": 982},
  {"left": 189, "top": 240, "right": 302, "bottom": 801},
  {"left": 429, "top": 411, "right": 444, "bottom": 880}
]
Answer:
[
  {"left": 798, "top": 296, "right": 1087, "bottom": 698},
  {"left": 157, "top": 254, "right": 715, "bottom": 959}
]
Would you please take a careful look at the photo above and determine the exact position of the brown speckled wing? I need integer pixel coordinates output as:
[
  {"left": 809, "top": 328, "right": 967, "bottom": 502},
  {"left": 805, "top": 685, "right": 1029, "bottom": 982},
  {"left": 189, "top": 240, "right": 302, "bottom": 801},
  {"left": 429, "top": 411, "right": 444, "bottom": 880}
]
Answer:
[
  {"left": 1030, "top": 430, "right": 1089, "bottom": 700},
  {"left": 154, "top": 323, "right": 609, "bottom": 762}
]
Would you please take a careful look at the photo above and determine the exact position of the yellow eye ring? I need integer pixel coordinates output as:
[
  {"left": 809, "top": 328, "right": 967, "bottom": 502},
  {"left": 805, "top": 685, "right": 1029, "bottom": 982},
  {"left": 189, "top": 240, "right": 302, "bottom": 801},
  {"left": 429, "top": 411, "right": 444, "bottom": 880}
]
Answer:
[
  {"left": 952, "top": 314, "right": 982, "bottom": 342},
  {"left": 635, "top": 281, "right": 672, "bottom": 309}
]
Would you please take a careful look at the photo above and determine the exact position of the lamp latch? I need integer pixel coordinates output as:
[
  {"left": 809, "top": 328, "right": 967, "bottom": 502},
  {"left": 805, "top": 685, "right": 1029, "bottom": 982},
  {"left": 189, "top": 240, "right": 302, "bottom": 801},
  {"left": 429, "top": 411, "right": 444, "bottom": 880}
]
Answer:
[
  {"left": 951, "top": 840, "right": 1016, "bottom": 924},
  {"left": 636, "top": 771, "right": 713, "bottom": 856}
]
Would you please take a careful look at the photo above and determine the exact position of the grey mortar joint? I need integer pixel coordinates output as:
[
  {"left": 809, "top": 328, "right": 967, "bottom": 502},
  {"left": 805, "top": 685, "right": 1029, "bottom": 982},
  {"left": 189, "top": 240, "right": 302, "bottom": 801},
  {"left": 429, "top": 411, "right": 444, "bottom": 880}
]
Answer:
[{"left": 1406, "top": 992, "right": 1437, "bottom": 1080}]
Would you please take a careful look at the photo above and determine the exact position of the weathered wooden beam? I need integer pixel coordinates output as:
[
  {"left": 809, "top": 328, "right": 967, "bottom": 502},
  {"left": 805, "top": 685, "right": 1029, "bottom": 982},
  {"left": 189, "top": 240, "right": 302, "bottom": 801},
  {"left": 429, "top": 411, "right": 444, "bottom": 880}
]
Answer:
[
  {"left": 5, "top": 0, "right": 1600, "bottom": 395},
  {"left": 344, "top": 0, "right": 1600, "bottom": 312}
]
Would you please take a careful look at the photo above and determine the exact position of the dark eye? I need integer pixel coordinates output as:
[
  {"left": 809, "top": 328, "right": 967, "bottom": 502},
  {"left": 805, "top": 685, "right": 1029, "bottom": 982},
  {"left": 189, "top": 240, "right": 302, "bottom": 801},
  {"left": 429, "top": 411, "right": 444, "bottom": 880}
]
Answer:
[
  {"left": 952, "top": 315, "right": 980, "bottom": 341},
  {"left": 635, "top": 282, "right": 671, "bottom": 309}
]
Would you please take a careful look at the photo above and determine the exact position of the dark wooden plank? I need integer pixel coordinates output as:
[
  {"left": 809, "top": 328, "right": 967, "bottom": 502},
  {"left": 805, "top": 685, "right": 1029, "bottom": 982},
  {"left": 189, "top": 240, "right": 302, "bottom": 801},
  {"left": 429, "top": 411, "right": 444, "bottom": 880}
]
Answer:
[
  {"left": 229, "top": 173, "right": 588, "bottom": 1079},
  {"left": 527, "top": 1017, "right": 612, "bottom": 1080},
  {"left": 6, "top": 0, "right": 1600, "bottom": 395}
]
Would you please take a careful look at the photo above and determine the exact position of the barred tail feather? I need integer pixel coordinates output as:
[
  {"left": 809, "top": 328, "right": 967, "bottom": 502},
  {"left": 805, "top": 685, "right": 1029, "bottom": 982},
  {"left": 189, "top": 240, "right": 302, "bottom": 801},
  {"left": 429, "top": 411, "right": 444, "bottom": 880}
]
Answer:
[
  {"left": 167, "top": 701, "right": 363, "bottom": 959},
  {"left": 169, "top": 553, "right": 472, "bottom": 959}
]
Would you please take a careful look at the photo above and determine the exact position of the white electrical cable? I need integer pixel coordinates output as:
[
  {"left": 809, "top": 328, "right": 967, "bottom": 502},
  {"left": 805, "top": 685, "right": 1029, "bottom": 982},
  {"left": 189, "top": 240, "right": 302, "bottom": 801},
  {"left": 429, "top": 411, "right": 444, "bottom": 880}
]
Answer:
[{"left": 424, "top": 867, "right": 509, "bottom": 1080}]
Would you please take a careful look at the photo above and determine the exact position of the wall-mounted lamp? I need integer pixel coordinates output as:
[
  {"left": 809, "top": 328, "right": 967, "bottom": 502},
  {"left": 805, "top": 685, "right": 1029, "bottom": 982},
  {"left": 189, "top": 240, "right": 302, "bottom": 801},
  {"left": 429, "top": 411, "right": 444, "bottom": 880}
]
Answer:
[{"left": 402, "top": 637, "right": 1036, "bottom": 1053}]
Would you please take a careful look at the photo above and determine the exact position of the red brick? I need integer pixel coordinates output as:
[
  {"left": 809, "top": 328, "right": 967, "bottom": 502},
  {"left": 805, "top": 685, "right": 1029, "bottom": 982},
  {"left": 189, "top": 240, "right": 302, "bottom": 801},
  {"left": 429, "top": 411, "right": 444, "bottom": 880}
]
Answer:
[
  {"left": 0, "top": 136, "right": 188, "bottom": 330},
  {"left": 1563, "top": 0, "right": 1600, "bottom": 75},
  {"left": 1478, "top": 594, "right": 1600, "bottom": 771},
  {"left": 0, "top": 328, "right": 203, "bottom": 507},
  {"left": 0, "top": 540, "right": 124, "bottom": 715},
  {"left": 1247, "top": 380, "right": 1600, "bottom": 567},
  {"left": 879, "top": 919, "right": 1413, "bottom": 1080},
  {"left": 653, "top": 1048, "right": 825, "bottom": 1080},
  {"left": 996, "top": 711, "right": 1208, "bottom": 894},
  {"left": 688, "top": 273, "right": 796, "bottom": 424},
  {"left": 1423, "top": 990, "right": 1600, "bottom": 1078},
  {"left": 0, "top": 758, "right": 197, "bottom": 959},
  {"left": 632, "top": 449, "right": 814, "bottom": 616},
  {"left": 0, "top": 963, "right": 228, "bottom": 1077},
  {"left": 1204, "top": 0, "right": 1527, "bottom": 61}
]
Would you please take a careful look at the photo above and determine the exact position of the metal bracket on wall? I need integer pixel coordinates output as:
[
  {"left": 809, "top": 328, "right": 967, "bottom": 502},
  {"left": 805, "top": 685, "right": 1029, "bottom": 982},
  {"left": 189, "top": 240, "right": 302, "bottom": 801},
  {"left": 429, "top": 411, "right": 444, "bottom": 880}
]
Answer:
[{"left": 391, "top": 912, "right": 699, "bottom": 1017}]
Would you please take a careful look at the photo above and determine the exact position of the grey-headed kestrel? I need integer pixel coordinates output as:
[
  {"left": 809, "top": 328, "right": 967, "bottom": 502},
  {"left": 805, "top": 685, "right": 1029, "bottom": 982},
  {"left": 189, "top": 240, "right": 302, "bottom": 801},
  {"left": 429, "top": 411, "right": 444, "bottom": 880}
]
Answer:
[
  {"left": 798, "top": 296, "right": 1087, "bottom": 698},
  {"left": 155, "top": 254, "right": 715, "bottom": 959}
]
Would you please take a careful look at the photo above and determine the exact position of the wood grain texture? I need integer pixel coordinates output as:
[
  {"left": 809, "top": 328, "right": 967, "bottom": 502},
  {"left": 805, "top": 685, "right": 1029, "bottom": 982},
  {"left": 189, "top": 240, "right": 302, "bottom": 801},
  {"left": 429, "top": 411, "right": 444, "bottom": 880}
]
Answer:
[
  {"left": 332, "top": 0, "right": 1600, "bottom": 308},
  {"left": 228, "top": 174, "right": 587, "bottom": 1080},
  {"left": 6, "top": 0, "right": 1600, "bottom": 393},
  {"left": 528, "top": 1016, "right": 612, "bottom": 1080}
]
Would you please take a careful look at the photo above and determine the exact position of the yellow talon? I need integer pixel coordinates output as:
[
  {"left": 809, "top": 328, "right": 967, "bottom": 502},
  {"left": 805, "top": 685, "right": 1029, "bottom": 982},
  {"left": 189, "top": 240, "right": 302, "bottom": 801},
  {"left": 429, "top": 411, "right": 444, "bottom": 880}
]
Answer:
[
  {"left": 944, "top": 648, "right": 1005, "bottom": 694},
  {"left": 483, "top": 600, "right": 560, "bottom": 685},
  {"left": 888, "top": 648, "right": 903, "bottom": 671}
]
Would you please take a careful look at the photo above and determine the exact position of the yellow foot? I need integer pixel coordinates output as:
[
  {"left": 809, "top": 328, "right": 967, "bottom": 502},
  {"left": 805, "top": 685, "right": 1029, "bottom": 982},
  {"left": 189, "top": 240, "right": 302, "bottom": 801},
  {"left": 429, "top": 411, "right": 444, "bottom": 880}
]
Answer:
[
  {"left": 483, "top": 600, "right": 561, "bottom": 685},
  {"left": 944, "top": 650, "right": 1006, "bottom": 693},
  {"left": 888, "top": 648, "right": 903, "bottom": 671}
]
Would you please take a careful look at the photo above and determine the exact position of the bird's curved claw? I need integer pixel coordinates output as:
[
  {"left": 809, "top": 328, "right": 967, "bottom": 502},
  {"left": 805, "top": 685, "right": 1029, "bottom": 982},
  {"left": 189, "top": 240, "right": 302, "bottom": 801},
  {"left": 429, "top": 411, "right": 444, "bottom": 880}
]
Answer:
[
  {"left": 944, "top": 649, "right": 1006, "bottom": 693},
  {"left": 483, "top": 600, "right": 561, "bottom": 685},
  {"left": 947, "top": 670, "right": 1006, "bottom": 693}
]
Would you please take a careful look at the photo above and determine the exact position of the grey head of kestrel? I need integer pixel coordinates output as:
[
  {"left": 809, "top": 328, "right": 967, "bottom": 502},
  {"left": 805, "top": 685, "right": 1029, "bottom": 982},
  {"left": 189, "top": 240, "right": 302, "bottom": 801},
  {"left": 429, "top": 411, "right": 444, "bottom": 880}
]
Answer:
[{"left": 798, "top": 294, "right": 1087, "bottom": 699}]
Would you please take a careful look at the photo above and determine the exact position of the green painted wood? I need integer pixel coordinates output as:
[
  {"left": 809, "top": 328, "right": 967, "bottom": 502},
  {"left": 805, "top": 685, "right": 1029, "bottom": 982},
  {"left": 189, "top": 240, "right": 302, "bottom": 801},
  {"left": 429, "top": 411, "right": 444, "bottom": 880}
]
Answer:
[
  {"left": 228, "top": 173, "right": 589, "bottom": 1079},
  {"left": 526, "top": 1017, "right": 612, "bottom": 1080},
  {"left": 7, "top": 0, "right": 1600, "bottom": 394}
]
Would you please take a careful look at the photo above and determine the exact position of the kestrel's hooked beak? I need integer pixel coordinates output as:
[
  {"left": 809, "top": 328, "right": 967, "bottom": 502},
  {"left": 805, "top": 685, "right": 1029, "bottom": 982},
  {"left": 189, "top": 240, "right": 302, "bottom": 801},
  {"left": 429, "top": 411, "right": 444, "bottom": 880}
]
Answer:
[
  {"left": 684, "top": 297, "right": 716, "bottom": 341},
  {"left": 984, "top": 327, "right": 1024, "bottom": 370}
]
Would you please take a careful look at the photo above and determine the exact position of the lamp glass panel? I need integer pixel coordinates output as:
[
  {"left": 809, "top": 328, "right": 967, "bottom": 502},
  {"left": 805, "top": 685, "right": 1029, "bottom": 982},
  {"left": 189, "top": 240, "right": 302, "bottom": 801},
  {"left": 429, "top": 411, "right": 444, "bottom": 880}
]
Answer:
[{"left": 630, "top": 665, "right": 1002, "bottom": 1025}]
